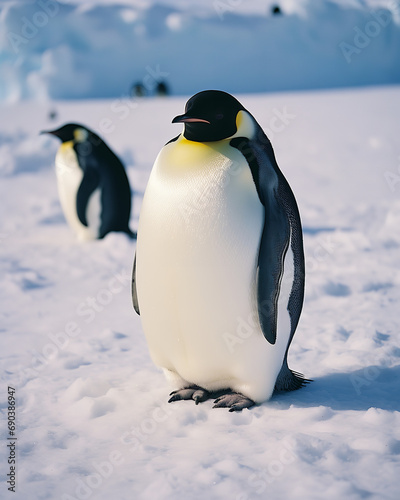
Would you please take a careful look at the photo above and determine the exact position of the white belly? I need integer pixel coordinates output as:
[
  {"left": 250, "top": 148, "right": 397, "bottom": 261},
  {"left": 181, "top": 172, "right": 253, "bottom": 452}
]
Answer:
[
  {"left": 55, "top": 142, "right": 101, "bottom": 241},
  {"left": 136, "top": 136, "right": 293, "bottom": 402}
]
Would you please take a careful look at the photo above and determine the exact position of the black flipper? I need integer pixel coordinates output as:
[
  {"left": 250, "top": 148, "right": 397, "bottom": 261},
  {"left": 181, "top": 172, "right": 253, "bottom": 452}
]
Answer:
[
  {"left": 132, "top": 253, "right": 140, "bottom": 315},
  {"left": 230, "top": 127, "right": 305, "bottom": 347},
  {"left": 256, "top": 201, "right": 290, "bottom": 344},
  {"left": 76, "top": 167, "right": 100, "bottom": 227},
  {"left": 74, "top": 135, "right": 133, "bottom": 238}
]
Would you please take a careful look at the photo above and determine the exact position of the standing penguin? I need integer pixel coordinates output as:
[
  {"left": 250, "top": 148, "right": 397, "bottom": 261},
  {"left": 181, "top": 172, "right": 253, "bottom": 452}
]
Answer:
[
  {"left": 42, "top": 123, "right": 135, "bottom": 241},
  {"left": 133, "top": 90, "right": 308, "bottom": 411}
]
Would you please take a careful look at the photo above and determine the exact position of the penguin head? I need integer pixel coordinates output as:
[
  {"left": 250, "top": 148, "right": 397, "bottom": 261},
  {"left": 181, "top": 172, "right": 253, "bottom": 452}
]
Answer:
[
  {"left": 172, "top": 90, "right": 252, "bottom": 142},
  {"left": 41, "top": 123, "right": 90, "bottom": 143}
]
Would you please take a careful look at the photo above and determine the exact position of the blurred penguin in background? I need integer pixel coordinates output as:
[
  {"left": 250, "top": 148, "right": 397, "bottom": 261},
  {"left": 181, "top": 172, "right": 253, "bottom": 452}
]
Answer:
[{"left": 42, "top": 123, "right": 136, "bottom": 241}]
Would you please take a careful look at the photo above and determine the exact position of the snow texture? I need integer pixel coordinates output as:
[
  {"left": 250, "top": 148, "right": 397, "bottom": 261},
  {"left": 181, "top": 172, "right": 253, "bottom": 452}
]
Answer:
[
  {"left": 1, "top": 0, "right": 400, "bottom": 499},
  {"left": 1, "top": 85, "right": 400, "bottom": 500}
]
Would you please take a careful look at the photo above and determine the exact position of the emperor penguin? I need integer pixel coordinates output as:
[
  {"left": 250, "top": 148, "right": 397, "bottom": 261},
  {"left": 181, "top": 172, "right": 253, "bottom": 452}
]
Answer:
[
  {"left": 133, "top": 90, "right": 308, "bottom": 411},
  {"left": 42, "top": 123, "right": 136, "bottom": 241}
]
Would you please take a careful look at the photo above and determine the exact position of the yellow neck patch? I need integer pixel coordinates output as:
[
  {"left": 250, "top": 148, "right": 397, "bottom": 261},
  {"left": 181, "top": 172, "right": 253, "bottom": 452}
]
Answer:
[
  {"left": 164, "top": 136, "right": 219, "bottom": 170},
  {"left": 60, "top": 140, "right": 74, "bottom": 152}
]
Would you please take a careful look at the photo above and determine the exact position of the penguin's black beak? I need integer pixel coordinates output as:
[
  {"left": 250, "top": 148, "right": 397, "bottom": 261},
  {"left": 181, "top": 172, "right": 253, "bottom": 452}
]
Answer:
[
  {"left": 172, "top": 114, "right": 210, "bottom": 124},
  {"left": 40, "top": 130, "right": 55, "bottom": 136}
]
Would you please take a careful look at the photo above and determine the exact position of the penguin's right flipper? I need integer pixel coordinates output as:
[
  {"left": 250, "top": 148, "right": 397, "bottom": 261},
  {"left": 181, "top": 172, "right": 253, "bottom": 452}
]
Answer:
[
  {"left": 76, "top": 168, "right": 100, "bottom": 227},
  {"left": 132, "top": 253, "right": 140, "bottom": 315}
]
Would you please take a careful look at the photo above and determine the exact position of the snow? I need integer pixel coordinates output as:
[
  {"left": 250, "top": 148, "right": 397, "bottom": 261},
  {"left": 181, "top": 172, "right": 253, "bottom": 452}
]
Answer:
[
  {"left": 1, "top": 84, "right": 400, "bottom": 500},
  {"left": 1, "top": 0, "right": 400, "bottom": 101},
  {"left": 1, "top": 0, "right": 400, "bottom": 498}
]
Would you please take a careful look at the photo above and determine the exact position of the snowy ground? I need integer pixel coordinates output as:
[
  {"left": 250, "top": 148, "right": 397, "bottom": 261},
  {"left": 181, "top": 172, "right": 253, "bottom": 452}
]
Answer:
[{"left": 1, "top": 85, "right": 400, "bottom": 499}]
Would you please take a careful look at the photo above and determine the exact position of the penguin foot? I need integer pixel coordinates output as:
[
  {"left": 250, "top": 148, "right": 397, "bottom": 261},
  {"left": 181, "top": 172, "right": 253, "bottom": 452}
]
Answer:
[
  {"left": 213, "top": 393, "right": 255, "bottom": 412},
  {"left": 168, "top": 387, "right": 210, "bottom": 405}
]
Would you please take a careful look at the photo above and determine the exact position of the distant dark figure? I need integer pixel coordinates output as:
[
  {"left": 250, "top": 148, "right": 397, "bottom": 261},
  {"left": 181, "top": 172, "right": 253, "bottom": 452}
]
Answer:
[
  {"left": 48, "top": 109, "right": 58, "bottom": 121},
  {"left": 131, "top": 82, "right": 147, "bottom": 98},
  {"left": 155, "top": 81, "right": 170, "bottom": 97},
  {"left": 271, "top": 5, "right": 282, "bottom": 15}
]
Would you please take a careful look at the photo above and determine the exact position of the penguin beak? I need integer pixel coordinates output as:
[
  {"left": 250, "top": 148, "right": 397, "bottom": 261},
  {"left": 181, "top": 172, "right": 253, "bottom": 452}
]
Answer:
[
  {"left": 40, "top": 130, "right": 55, "bottom": 136},
  {"left": 172, "top": 114, "right": 210, "bottom": 124}
]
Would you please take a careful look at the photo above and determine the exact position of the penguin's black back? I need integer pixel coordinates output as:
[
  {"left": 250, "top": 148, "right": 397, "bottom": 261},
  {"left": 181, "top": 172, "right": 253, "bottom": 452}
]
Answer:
[{"left": 73, "top": 129, "right": 135, "bottom": 239}]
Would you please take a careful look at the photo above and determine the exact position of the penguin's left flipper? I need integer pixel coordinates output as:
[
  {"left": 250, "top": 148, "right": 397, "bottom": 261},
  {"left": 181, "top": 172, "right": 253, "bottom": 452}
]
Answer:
[
  {"left": 213, "top": 393, "right": 255, "bottom": 412},
  {"left": 76, "top": 167, "right": 100, "bottom": 227}
]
